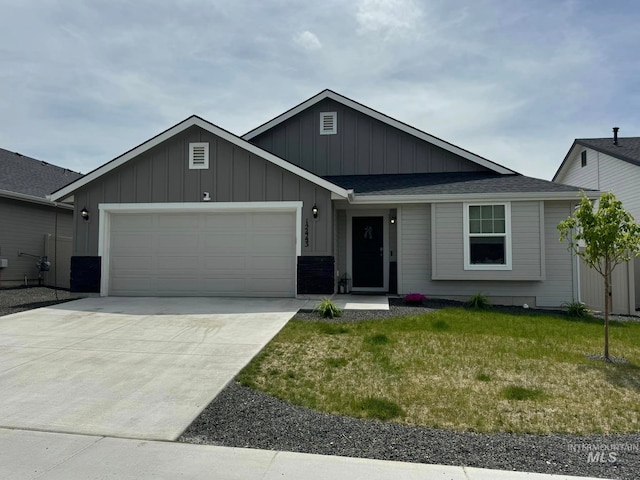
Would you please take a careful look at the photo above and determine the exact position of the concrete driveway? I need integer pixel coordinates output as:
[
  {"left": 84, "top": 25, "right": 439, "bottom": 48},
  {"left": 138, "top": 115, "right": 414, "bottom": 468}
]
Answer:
[{"left": 0, "top": 296, "right": 305, "bottom": 441}]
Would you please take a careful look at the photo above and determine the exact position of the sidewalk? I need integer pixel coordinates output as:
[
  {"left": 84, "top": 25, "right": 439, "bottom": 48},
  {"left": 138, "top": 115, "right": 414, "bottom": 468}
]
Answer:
[{"left": 0, "top": 428, "right": 610, "bottom": 480}]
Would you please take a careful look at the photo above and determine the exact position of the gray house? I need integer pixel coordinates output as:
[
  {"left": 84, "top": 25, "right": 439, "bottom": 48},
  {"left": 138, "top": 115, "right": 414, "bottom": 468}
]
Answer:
[
  {"left": 51, "top": 90, "right": 595, "bottom": 306},
  {"left": 0, "top": 148, "right": 82, "bottom": 288}
]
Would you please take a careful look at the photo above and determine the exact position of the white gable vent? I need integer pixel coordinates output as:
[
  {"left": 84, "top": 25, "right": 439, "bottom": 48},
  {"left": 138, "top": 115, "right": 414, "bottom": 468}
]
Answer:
[
  {"left": 320, "top": 112, "right": 337, "bottom": 135},
  {"left": 189, "top": 142, "right": 209, "bottom": 169}
]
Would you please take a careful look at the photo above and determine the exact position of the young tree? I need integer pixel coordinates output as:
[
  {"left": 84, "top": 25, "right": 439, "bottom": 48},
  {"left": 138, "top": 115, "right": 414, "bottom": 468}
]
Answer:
[{"left": 558, "top": 192, "right": 640, "bottom": 361}]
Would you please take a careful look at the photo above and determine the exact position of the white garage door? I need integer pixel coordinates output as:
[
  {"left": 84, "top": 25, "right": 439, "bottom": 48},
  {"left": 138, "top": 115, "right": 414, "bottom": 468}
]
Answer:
[{"left": 107, "top": 210, "right": 296, "bottom": 297}]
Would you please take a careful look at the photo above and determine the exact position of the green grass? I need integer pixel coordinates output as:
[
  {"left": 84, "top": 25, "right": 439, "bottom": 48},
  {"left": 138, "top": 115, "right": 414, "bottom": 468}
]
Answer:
[{"left": 237, "top": 307, "right": 640, "bottom": 434}]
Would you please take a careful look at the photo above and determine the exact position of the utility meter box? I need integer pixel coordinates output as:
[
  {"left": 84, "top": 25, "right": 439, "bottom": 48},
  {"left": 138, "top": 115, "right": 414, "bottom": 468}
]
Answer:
[{"left": 0, "top": 258, "right": 8, "bottom": 268}]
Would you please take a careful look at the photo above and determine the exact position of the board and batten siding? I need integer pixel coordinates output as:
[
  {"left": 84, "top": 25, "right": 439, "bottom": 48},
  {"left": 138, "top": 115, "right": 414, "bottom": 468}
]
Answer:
[
  {"left": 250, "top": 98, "right": 491, "bottom": 177},
  {"left": 71, "top": 125, "right": 332, "bottom": 258},
  {"left": 431, "top": 201, "right": 544, "bottom": 281},
  {"left": 0, "top": 197, "right": 73, "bottom": 287},
  {"left": 398, "top": 201, "right": 575, "bottom": 307}
]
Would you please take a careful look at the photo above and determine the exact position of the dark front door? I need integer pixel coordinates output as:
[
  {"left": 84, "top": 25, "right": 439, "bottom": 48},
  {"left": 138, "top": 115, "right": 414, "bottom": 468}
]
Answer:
[{"left": 352, "top": 216, "right": 384, "bottom": 289}]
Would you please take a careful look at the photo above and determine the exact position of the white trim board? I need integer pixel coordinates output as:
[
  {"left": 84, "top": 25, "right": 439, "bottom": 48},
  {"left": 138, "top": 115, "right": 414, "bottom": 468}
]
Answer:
[
  {"left": 243, "top": 89, "right": 516, "bottom": 175},
  {"left": 50, "top": 116, "right": 351, "bottom": 202},
  {"left": 97, "top": 201, "right": 302, "bottom": 297},
  {"left": 0, "top": 189, "right": 74, "bottom": 209}
]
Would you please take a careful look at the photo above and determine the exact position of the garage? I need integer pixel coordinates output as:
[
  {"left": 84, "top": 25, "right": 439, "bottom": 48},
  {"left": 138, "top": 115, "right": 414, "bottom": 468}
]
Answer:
[{"left": 100, "top": 204, "right": 299, "bottom": 297}]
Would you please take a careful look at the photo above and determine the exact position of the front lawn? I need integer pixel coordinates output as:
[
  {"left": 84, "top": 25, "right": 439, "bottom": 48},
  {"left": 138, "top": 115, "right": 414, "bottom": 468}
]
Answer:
[{"left": 237, "top": 308, "right": 640, "bottom": 434}]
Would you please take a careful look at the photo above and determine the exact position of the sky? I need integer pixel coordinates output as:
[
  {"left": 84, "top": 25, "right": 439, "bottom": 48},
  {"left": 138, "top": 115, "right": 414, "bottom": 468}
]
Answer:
[{"left": 1, "top": 0, "right": 639, "bottom": 180}]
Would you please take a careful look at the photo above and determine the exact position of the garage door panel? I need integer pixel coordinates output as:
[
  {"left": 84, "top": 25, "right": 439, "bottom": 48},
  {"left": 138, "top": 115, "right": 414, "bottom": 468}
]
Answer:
[
  {"left": 201, "top": 233, "right": 249, "bottom": 251},
  {"left": 156, "top": 256, "right": 202, "bottom": 271},
  {"left": 111, "top": 233, "right": 154, "bottom": 250},
  {"left": 111, "top": 214, "right": 154, "bottom": 229},
  {"left": 204, "top": 213, "right": 248, "bottom": 227},
  {"left": 157, "top": 214, "right": 199, "bottom": 229},
  {"left": 108, "top": 209, "right": 296, "bottom": 297},
  {"left": 157, "top": 234, "right": 199, "bottom": 250},
  {"left": 250, "top": 212, "right": 295, "bottom": 230},
  {"left": 111, "top": 255, "right": 154, "bottom": 272},
  {"left": 201, "top": 255, "right": 246, "bottom": 270}
]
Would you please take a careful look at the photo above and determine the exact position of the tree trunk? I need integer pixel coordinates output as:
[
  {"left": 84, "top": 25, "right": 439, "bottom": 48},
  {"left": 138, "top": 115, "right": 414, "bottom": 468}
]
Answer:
[{"left": 604, "top": 256, "right": 610, "bottom": 361}]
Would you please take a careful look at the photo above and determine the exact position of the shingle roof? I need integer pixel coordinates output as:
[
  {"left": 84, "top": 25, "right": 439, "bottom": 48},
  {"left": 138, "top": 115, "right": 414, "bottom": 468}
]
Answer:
[
  {"left": 575, "top": 137, "right": 640, "bottom": 167},
  {"left": 0, "top": 148, "right": 83, "bottom": 198},
  {"left": 324, "top": 172, "right": 592, "bottom": 196}
]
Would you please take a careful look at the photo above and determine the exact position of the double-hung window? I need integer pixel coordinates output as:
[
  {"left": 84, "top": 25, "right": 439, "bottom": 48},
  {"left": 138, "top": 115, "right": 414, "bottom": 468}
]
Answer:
[{"left": 463, "top": 203, "right": 512, "bottom": 270}]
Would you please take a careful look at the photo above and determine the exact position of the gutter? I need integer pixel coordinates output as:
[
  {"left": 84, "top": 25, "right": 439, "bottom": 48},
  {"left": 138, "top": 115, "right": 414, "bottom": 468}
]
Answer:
[
  {"left": 0, "top": 189, "right": 74, "bottom": 210},
  {"left": 348, "top": 190, "right": 600, "bottom": 204}
]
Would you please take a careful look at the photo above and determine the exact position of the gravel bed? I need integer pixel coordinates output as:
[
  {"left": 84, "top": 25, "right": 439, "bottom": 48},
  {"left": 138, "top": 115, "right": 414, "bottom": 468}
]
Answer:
[
  {"left": 181, "top": 299, "right": 640, "bottom": 480},
  {"left": 0, "top": 286, "right": 77, "bottom": 317},
  {"left": 2, "top": 288, "right": 638, "bottom": 478}
]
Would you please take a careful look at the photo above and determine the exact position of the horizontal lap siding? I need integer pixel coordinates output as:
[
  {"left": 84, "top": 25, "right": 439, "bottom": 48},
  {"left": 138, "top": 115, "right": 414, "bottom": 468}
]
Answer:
[
  {"left": 399, "top": 205, "right": 430, "bottom": 294},
  {"left": 432, "top": 202, "right": 543, "bottom": 280},
  {"left": 536, "top": 202, "right": 575, "bottom": 306},
  {"left": 398, "top": 200, "right": 575, "bottom": 307}
]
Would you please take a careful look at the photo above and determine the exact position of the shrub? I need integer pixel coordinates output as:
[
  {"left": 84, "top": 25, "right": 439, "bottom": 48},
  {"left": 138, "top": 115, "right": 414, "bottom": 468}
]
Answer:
[
  {"left": 404, "top": 293, "right": 426, "bottom": 305},
  {"left": 563, "top": 301, "right": 591, "bottom": 319},
  {"left": 314, "top": 297, "right": 342, "bottom": 319},
  {"left": 465, "top": 293, "right": 491, "bottom": 310}
]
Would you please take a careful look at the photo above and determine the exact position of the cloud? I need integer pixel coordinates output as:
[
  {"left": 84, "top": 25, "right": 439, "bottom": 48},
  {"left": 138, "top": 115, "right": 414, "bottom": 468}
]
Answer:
[
  {"left": 355, "top": 0, "right": 423, "bottom": 38},
  {"left": 293, "top": 31, "right": 322, "bottom": 51}
]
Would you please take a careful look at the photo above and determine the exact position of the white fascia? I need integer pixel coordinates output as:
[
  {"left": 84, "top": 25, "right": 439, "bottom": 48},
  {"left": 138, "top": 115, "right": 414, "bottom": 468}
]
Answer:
[
  {"left": 349, "top": 191, "right": 599, "bottom": 204},
  {"left": 51, "top": 116, "right": 350, "bottom": 202},
  {"left": 243, "top": 90, "right": 515, "bottom": 175},
  {"left": 1, "top": 189, "right": 74, "bottom": 209}
]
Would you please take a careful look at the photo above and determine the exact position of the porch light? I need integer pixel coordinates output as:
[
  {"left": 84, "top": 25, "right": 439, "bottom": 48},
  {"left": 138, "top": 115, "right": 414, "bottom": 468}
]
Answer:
[
  {"left": 80, "top": 207, "right": 89, "bottom": 221},
  {"left": 390, "top": 216, "right": 396, "bottom": 224},
  {"left": 312, "top": 204, "right": 318, "bottom": 219}
]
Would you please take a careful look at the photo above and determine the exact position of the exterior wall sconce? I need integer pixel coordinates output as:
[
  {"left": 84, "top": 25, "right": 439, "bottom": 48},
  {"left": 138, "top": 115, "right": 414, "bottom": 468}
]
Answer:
[
  {"left": 80, "top": 207, "right": 89, "bottom": 221},
  {"left": 312, "top": 204, "right": 318, "bottom": 219},
  {"left": 390, "top": 216, "right": 396, "bottom": 224}
]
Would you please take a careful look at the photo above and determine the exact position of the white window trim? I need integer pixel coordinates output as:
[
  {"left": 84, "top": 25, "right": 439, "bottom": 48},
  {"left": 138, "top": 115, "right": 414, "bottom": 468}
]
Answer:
[
  {"left": 319, "top": 112, "right": 337, "bottom": 135},
  {"left": 463, "top": 202, "right": 512, "bottom": 271},
  {"left": 189, "top": 142, "right": 209, "bottom": 169}
]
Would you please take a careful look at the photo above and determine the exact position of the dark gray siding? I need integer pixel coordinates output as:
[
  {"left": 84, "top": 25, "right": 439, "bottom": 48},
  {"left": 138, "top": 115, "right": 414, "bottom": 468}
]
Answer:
[
  {"left": 0, "top": 197, "right": 73, "bottom": 287},
  {"left": 250, "top": 98, "right": 490, "bottom": 176},
  {"left": 71, "top": 126, "right": 332, "bottom": 257}
]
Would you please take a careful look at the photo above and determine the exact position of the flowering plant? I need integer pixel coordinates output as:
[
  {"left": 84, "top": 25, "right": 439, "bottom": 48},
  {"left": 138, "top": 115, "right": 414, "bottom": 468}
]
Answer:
[{"left": 404, "top": 293, "right": 426, "bottom": 305}]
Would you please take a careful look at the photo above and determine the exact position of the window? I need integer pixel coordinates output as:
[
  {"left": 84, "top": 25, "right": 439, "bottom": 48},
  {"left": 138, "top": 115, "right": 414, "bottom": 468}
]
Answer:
[
  {"left": 189, "top": 142, "right": 209, "bottom": 169},
  {"left": 319, "top": 112, "right": 337, "bottom": 135},
  {"left": 581, "top": 150, "right": 587, "bottom": 167},
  {"left": 463, "top": 203, "right": 512, "bottom": 270}
]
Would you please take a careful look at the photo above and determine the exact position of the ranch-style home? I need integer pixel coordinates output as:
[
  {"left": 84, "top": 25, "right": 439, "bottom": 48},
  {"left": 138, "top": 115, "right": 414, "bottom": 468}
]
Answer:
[
  {"left": 0, "top": 148, "right": 82, "bottom": 288},
  {"left": 50, "top": 90, "right": 596, "bottom": 307}
]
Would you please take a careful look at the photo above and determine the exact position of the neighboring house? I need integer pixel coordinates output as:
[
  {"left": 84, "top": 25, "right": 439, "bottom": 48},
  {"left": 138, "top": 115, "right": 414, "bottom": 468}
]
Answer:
[
  {"left": 553, "top": 129, "right": 640, "bottom": 314},
  {"left": 51, "top": 90, "right": 595, "bottom": 307},
  {"left": 0, "top": 148, "right": 82, "bottom": 288}
]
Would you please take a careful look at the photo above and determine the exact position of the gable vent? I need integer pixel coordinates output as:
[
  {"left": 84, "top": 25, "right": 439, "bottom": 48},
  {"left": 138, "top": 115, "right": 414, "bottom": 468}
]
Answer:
[
  {"left": 320, "top": 112, "right": 337, "bottom": 135},
  {"left": 189, "top": 142, "right": 209, "bottom": 169}
]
